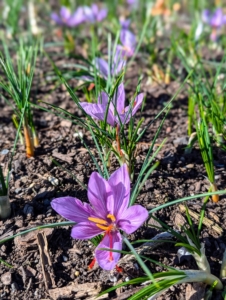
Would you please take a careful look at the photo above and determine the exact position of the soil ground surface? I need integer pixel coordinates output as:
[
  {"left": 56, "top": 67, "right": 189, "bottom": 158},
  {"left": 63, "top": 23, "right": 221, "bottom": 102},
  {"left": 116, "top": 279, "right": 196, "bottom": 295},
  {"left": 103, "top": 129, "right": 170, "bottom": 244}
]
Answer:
[{"left": 0, "top": 32, "right": 226, "bottom": 300}]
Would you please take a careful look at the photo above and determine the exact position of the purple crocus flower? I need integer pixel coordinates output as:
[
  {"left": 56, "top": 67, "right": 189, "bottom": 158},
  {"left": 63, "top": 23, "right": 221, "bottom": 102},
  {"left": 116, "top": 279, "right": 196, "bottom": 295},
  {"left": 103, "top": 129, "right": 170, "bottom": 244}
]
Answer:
[
  {"left": 82, "top": 4, "right": 107, "bottom": 23},
  {"left": 120, "top": 18, "right": 131, "bottom": 29},
  {"left": 80, "top": 83, "right": 144, "bottom": 126},
  {"left": 94, "top": 48, "right": 126, "bottom": 79},
  {"left": 51, "top": 165, "right": 148, "bottom": 270},
  {"left": 202, "top": 8, "right": 226, "bottom": 41},
  {"left": 116, "top": 29, "right": 136, "bottom": 58},
  {"left": 51, "top": 6, "right": 85, "bottom": 27}
]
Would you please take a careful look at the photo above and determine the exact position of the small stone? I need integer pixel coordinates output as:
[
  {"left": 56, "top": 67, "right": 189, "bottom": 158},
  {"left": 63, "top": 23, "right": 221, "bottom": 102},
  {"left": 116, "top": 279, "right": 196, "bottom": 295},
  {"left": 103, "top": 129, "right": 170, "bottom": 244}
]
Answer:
[
  {"left": 185, "top": 164, "right": 194, "bottom": 169},
  {"left": 11, "top": 282, "right": 19, "bottom": 292},
  {"left": 62, "top": 256, "right": 68, "bottom": 262},
  {"left": 0, "top": 149, "right": 9, "bottom": 155},
  {"left": 75, "top": 271, "right": 79, "bottom": 277},
  {"left": 15, "top": 188, "right": 22, "bottom": 194},
  {"left": 125, "top": 277, "right": 130, "bottom": 282},
  {"left": 173, "top": 136, "right": 188, "bottom": 146},
  {"left": 109, "top": 274, "right": 117, "bottom": 282},
  {"left": 73, "top": 132, "right": 83, "bottom": 139},
  {"left": 48, "top": 176, "right": 59, "bottom": 186},
  {"left": 1, "top": 272, "right": 12, "bottom": 285},
  {"left": 60, "top": 120, "right": 72, "bottom": 128}
]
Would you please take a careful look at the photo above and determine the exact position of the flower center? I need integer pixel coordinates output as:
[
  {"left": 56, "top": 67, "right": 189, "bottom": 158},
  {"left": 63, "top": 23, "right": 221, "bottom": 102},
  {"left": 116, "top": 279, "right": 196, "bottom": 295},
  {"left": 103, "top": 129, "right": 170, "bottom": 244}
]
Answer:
[{"left": 88, "top": 214, "right": 117, "bottom": 262}]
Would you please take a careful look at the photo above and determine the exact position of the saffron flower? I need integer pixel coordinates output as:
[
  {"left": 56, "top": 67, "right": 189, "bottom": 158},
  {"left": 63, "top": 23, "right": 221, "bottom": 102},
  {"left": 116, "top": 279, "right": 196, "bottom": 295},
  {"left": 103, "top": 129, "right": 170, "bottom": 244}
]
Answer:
[
  {"left": 94, "top": 49, "right": 126, "bottom": 79},
  {"left": 51, "top": 6, "right": 85, "bottom": 27},
  {"left": 202, "top": 8, "right": 226, "bottom": 41},
  {"left": 82, "top": 4, "right": 107, "bottom": 23},
  {"left": 117, "top": 29, "right": 136, "bottom": 58},
  {"left": 51, "top": 165, "right": 148, "bottom": 270},
  {"left": 80, "top": 83, "right": 144, "bottom": 126}
]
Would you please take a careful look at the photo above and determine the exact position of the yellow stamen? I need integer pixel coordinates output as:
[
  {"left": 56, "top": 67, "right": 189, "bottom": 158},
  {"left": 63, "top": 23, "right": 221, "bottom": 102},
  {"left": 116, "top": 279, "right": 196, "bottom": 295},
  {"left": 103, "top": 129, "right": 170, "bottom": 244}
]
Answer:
[
  {"left": 96, "top": 224, "right": 110, "bottom": 231},
  {"left": 88, "top": 217, "right": 107, "bottom": 225},
  {"left": 107, "top": 214, "right": 116, "bottom": 222}
]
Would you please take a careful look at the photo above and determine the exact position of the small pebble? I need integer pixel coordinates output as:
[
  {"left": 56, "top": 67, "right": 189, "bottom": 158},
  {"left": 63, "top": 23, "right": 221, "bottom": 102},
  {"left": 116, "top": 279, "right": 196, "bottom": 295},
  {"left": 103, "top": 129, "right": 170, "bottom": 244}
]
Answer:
[
  {"left": 75, "top": 271, "right": 79, "bottom": 276},
  {"left": 48, "top": 176, "right": 59, "bottom": 186},
  {"left": 109, "top": 274, "right": 117, "bottom": 283},
  {"left": 11, "top": 282, "right": 18, "bottom": 292},
  {"left": 0, "top": 149, "right": 9, "bottom": 155},
  {"left": 185, "top": 164, "right": 194, "bottom": 169},
  {"left": 1, "top": 272, "right": 12, "bottom": 285},
  {"left": 125, "top": 277, "right": 130, "bottom": 282},
  {"left": 62, "top": 256, "right": 68, "bottom": 262}
]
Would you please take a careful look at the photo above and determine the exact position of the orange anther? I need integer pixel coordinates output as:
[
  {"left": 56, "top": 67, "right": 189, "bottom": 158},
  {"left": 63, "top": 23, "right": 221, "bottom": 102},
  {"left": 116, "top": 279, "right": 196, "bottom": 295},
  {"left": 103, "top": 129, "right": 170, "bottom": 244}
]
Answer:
[
  {"left": 107, "top": 214, "right": 116, "bottom": 222},
  {"left": 88, "top": 217, "right": 107, "bottom": 225}
]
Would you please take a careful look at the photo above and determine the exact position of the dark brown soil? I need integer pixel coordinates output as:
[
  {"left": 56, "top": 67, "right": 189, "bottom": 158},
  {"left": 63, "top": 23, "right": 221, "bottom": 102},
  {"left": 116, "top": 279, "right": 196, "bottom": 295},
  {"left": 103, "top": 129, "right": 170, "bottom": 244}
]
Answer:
[{"left": 0, "top": 34, "right": 226, "bottom": 300}]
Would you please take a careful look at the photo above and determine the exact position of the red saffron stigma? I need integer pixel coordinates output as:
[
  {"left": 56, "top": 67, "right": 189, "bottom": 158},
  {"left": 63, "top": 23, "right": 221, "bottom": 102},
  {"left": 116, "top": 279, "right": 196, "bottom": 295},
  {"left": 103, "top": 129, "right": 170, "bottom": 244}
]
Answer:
[
  {"left": 108, "top": 232, "right": 113, "bottom": 262},
  {"left": 88, "top": 258, "right": 96, "bottom": 269},
  {"left": 115, "top": 265, "right": 123, "bottom": 273}
]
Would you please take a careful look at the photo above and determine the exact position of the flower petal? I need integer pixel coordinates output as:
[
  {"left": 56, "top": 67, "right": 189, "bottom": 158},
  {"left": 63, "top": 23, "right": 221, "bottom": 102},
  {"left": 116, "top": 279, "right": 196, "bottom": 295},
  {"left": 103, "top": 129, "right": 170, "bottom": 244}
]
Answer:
[
  {"left": 60, "top": 6, "right": 71, "bottom": 20},
  {"left": 97, "top": 8, "right": 108, "bottom": 22},
  {"left": 112, "top": 83, "right": 125, "bottom": 115},
  {"left": 95, "top": 231, "right": 122, "bottom": 270},
  {"left": 120, "top": 29, "right": 136, "bottom": 57},
  {"left": 202, "top": 9, "right": 211, "bottom": 24},
  {"left": 210, "top": 8, "right": 224, "bottom": 28},
  {"left": 51, "top": 13, "right": 62, "bottom": 25},
  {"left": 95, "top": 58, "right": 109, "bottom": 78},
  {"left": 120, "top": 92, "right": 144, "bottom": 124},
  {"left": 108, "top": 164, "right": 130, "bottom": 218},
  {"left": 118, "top": 205, "right": 148, "bottom": 234},
  {"left": 68, "top": 7, "right": 85, "bottom": 26},
  {"left": 51, "top": 196, "right": 93, "bottom": 222},
  {"left": 88, "top": 172, "right": 114, "bottom": 217},
  {"left": 71, "top": 222, "right": 103, "bottom": 239}
]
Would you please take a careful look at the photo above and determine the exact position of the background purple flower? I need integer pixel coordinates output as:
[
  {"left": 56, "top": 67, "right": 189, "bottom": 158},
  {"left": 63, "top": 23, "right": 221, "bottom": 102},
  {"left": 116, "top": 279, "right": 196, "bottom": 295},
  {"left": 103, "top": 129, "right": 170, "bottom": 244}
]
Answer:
[
  {"left": 82, "top": 4, "right": 107, "bottom": 23},
  {"left": 51, "top": 6, "right": 85, "bottom": 27},
  {"left": 80, "top": 83, "right": 144, "bottom": 126},
  {"left": 202, "top": 8, "right": 226, "bottom": 41},
  {"left": 94, "top": 49, "right": 126, "bottom": 79},
  {"left": 51, "top": 165, "right": 148, "bottom": 270},
  {"left": 202, "top": 8, "right": 226, "bottom": 28},
  {"left": 116, "top": 29, "right": 136, "bottom": 57}
]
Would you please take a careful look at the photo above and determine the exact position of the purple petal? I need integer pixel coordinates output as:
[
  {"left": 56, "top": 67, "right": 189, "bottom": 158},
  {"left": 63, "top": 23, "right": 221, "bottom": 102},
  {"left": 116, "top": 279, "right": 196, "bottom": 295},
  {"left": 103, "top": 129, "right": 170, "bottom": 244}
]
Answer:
[
  {"left": 202, "top": 9, "right": 210, "bottom": 24},
  {"left": 88, "top": 172, "right": 114, "bottom": 217},
  {"left": 80, "top": 101, "right": 115, "bottom": 127},
  {"left": 108, "top": 164, "right": 130, "bottom": 219},
  {"left": 118, "top": 205, "right": 148, "bottom": 234},
  {"left": 120, "top": 19, "right": 131, "bottom": 29},
  {"left": 51, "top": 13, "right": 62, "bottom": 25},
  {"left": 95, "top": 58, "right": 109, "bottom": 78},
  {"left": 112, "top": 83, "right": 125, "bottom": 114},
  {"left": 83, "top": 5, "right": 95, "bottom": 22},
  {"left": 97, "top": 8, "right": 108, "bottom": 22},
  {"left": 98, "top": 91, "right": 109, "bottom": 106},
  {"left": 60, "top": 6, "right": 71, "bottom": 20},
  {"left": 120, "top": 92, "right": 144, "bottom": 124},
  {"left": 112, "top": 49, "right": 126, "bottom": 76},
  {"left": 95, "top": 231, "right": 122, "bottom": 270},
  {"left": 210, "top": 8, "right": 224, "bottom": 28},
  {"left": 71, "top": 222, "right": 103, "bottom": 239},
  {"left": 68, "top": 7, "right": 85, "bottom": 26},
  {"left": 120, "top": 29, "right": 136, "bottom": 57},
  {"left": 51, "top": 196, "right": 93, "bottom": 222}
]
